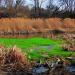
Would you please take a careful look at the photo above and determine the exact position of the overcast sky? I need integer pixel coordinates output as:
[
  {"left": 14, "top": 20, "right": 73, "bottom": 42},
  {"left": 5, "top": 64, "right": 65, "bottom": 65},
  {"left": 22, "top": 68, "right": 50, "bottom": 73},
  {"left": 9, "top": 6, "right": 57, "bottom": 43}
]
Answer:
[{"left": 25, "top": 0, "right": 59, "bottom": 8}]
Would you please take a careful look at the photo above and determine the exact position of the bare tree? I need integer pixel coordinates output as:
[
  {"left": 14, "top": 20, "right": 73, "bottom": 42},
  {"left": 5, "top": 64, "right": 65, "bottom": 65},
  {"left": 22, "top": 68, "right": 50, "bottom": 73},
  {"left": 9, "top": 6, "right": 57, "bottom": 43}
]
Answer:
[
  {"left": 60, "top": 0, "right": 75, "bottom": 12},
  {"left": 1, "top": 0, "right": 14, "bottom": 17},
  {"left": 31, "top": 0, "right": 46, "bottom": 17},
  {"left": 15, "top": 0, "right": 25, "bottom": 16},
  {"left": 0, "top": 0, "right": 4, "bottom": 7},
  {"left": 15, "top": 0, "right": 25, "bottom": 8},
  {"left": 47, "top": 0, "right": 53, "bottom": 17},
  {"left": 73, "top": 0, "right": 75, "bottom": 11},
  {"left": 0, "top": 0, "right": 1, "bottom": 3},
  {"left": 5, "top": 0, "right": 14, "bottom": 8}
]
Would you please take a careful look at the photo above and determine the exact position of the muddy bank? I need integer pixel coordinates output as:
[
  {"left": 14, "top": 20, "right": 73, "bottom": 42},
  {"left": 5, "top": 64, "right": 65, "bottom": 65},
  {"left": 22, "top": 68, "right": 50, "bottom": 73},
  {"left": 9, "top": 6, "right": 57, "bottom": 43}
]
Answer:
[
  {"left": 1, "top": 56, "right": 75, "bottom": 75},
  {"left": 0, "top": 46, "right": 75, "bottom": 75}
]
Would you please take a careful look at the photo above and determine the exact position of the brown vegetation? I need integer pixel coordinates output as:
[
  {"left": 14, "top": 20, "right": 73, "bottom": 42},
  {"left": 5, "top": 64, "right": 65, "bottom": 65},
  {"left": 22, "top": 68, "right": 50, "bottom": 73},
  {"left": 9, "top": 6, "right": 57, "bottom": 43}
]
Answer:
[
  {"left": 62, "top": 42, "right": 75, "bottom": 52},
  {"left": 0, "top": 18, "right": 75, "bottom": 34},
  {"left": 0, "top": 45, "right": 31, "bottom": 73}
]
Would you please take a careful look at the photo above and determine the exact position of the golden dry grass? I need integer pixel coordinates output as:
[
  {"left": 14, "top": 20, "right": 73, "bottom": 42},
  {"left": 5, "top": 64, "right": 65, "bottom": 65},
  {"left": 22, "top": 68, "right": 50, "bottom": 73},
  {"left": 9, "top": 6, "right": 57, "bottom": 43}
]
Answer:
[
  {"left": 0, "top": 45, "right": 31, "bottom": 72},
  {"left": 0, "top": 18, "right": 75, "bottom": 33}
]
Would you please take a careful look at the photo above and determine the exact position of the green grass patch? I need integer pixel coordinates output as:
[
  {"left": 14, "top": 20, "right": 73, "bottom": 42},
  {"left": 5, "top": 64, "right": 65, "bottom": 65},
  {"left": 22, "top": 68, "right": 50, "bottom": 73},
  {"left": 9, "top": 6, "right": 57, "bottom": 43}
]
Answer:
[
  {"left": 0, "top": 37, "right": 75, "bottom": 61},
  {"left": 0, "top": 37, "right": 61, "bottom": 48}
]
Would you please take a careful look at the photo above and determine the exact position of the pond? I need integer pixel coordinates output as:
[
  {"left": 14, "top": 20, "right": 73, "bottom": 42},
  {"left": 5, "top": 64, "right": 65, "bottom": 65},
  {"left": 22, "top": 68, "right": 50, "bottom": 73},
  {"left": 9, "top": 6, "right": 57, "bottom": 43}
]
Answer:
[
  {"left": 33, "top": 45, "right": 53, "bottom": 51},
  {"left": 0, "top": 32, "right": 58, "bottom": 38},
  {"left": 66, "top": 65, "right": 75, "bottom": 74},
  {"left": 26, "top": 44, "right": 54, "bottom": 60},
  {"left": 65, "top": 57, "right": 75, "bottom": 74},
  {"left": 32, "top": 65, "right": 49, "bottom": 75}
]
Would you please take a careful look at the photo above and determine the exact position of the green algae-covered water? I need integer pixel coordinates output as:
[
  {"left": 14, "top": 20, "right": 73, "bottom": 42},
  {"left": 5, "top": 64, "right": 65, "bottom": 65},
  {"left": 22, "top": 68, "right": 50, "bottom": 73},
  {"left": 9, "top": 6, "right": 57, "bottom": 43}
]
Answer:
[{"left": 0, "top": 37, "right": 74, "bottom": 60}]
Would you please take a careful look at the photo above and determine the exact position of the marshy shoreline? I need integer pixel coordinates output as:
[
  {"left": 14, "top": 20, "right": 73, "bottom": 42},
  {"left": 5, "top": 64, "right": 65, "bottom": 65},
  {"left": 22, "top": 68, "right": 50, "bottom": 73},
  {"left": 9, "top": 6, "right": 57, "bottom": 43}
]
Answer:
[
  {"left": 0, "top": 36, "right": 75, "bottom": 75},
  {"left": 0, "top": 18, "right": 75, "bottom": 75},
  {"left": 0, "top": 45, "right": 74, "bottom": 75}
]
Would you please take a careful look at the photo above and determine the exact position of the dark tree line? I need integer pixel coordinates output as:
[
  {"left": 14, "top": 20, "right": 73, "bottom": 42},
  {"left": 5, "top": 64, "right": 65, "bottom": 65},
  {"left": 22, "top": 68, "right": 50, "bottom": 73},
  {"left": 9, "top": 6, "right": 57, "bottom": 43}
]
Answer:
[{"left": 0, "top": 0, "right": 75, "bottom": 18}]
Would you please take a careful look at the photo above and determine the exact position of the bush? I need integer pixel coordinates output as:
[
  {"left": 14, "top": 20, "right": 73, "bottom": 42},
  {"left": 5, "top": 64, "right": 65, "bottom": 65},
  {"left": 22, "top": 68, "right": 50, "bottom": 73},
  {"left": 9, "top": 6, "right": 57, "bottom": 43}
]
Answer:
[{"left": 0, "top": 45, "right": 31, "bottom": 73}]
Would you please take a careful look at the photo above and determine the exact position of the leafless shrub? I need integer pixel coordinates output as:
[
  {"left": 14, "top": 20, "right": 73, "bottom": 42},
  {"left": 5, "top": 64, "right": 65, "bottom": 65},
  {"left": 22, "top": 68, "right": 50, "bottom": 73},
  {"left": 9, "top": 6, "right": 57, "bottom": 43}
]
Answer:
[{"left": 0, "top": 45, "right": 31, "bottom": 73}]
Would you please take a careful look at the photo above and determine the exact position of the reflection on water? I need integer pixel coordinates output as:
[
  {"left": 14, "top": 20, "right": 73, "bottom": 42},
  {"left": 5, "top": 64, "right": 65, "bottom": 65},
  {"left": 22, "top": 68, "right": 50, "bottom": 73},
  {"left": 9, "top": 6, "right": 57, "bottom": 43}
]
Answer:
[
  {"left": 34, "top": 45, "right": 52, "bottom": 50},
  {"left": 0, "top": 32, "right": 56, "bottom": 38},
  {"left": 32, "top": 66, "right": 49, "bottom": 74},
  {"left": 66, "top": 65, "right": 75, "bottom": 74}
]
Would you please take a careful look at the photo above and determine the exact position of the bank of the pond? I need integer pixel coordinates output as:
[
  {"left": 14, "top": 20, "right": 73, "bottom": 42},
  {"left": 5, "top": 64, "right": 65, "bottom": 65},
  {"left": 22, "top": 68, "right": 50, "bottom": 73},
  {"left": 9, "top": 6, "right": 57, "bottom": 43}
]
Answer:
[{"left": 0, "top": 37, "right": 75, "bottom": 60}]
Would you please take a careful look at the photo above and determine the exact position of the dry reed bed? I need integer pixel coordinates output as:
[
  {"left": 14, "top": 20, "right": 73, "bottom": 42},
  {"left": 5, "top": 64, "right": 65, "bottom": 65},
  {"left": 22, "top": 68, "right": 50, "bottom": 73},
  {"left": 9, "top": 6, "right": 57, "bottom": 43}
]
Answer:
[
  {"left": 0, "top": 45, "right": 31, "bottom": 73},
  {"left": 0, "top": 18, "right": 75, "bottom": 33}
]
